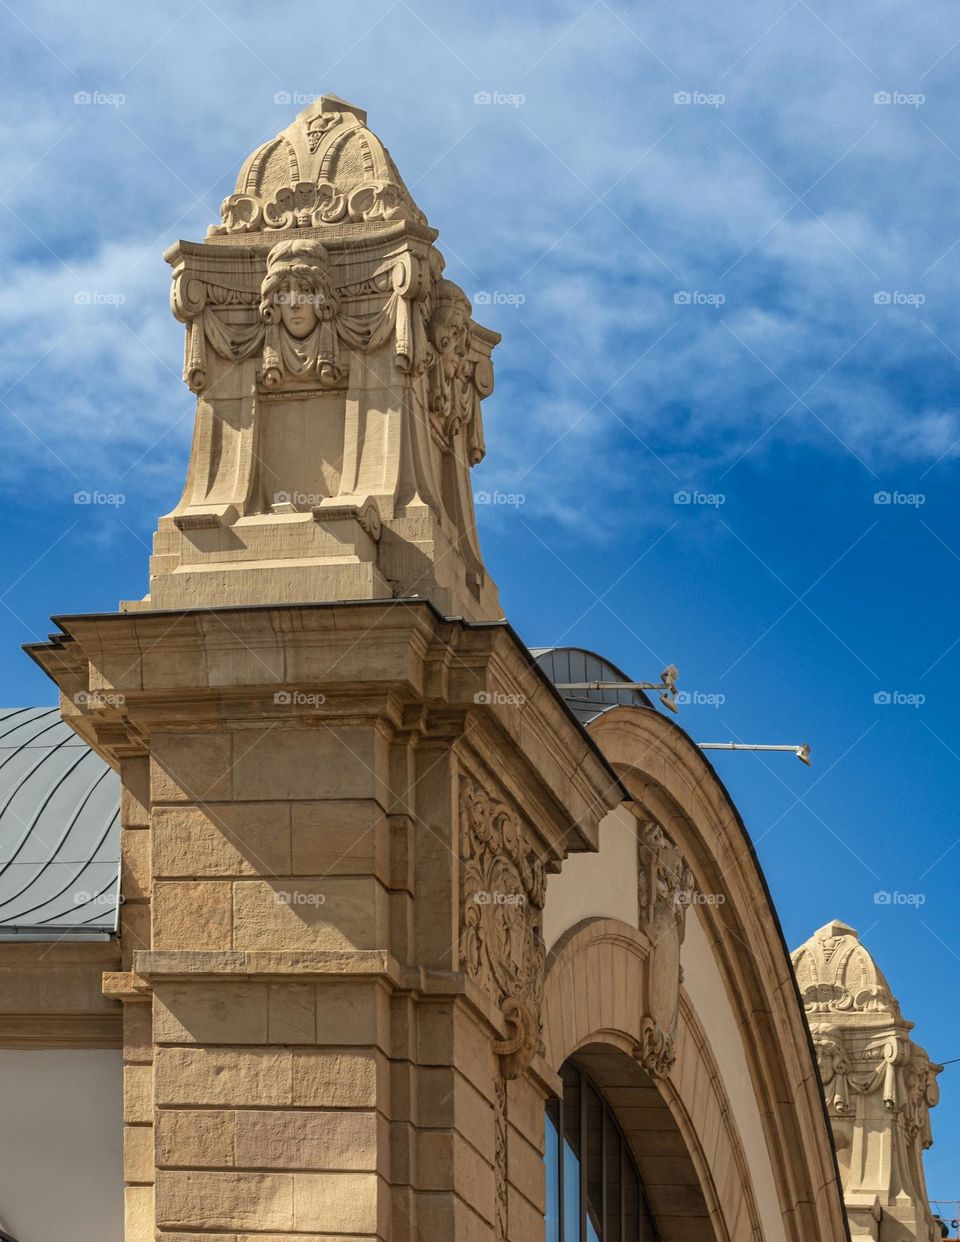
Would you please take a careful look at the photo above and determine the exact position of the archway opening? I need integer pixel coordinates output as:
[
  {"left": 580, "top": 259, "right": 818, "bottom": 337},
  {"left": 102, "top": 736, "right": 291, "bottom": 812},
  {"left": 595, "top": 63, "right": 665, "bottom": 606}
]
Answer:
[
  {"left": 545, "top": 1043, "right": 718, "bottom": 1242},
  {"left": 546, "top": 1059, "right": 659, "bottom": 1241}
]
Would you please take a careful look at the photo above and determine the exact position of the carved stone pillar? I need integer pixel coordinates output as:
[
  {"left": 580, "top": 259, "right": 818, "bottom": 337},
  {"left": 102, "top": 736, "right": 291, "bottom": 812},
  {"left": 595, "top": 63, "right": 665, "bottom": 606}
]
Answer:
[
  {"left": 792, "top": 921, "right": 943, "bottom": 1242},
  {"left": 28, "top": 602, "right": 619, "bottom": 1242}
]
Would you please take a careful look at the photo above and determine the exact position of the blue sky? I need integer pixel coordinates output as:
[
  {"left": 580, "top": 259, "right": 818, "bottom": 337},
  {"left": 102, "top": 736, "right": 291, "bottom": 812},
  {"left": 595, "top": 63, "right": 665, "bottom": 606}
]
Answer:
[{"left": 2, "top": 0, "right": 959, "bottom": 1204}]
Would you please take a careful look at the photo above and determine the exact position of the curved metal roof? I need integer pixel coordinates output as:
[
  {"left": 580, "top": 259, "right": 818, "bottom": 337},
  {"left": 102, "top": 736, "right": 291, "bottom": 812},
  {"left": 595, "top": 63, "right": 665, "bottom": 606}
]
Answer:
[
  {"left": 0, "top": 708, "right": 120, "bottom": 937},
  {"left": 530, "top": 646, "right": 654, "bottom": 726}
]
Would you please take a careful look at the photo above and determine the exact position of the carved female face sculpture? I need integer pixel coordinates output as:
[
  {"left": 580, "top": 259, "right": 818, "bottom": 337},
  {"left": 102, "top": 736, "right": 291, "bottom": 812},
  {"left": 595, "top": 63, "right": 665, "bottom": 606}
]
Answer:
[
  {"left": 260, "top": 240, "right": 334, "bottom": 338},
  {"left": 276, "top": 278, "right": 320, "bottom": 339}
]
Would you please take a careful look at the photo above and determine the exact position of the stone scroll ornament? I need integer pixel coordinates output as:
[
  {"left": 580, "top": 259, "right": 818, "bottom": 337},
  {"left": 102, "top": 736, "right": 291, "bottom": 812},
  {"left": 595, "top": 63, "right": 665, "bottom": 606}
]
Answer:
[
  {"left": 458, "top": 774, "right": 546, "bottom": 1080},
  {"left": 635, "top": 820, "right": 695, "bottom": 1079},
  {"left": 808, "top": 1021, "right": 940, "bottom": 1145},
  {"left": 176, "top": 239, "right": 431, "bottom": 395},
  {"left": 216, "top": 175, "right": 425, "bottom": 235},
  {"left": 427, "top": 280, "right": 490, "bottom": 465}
]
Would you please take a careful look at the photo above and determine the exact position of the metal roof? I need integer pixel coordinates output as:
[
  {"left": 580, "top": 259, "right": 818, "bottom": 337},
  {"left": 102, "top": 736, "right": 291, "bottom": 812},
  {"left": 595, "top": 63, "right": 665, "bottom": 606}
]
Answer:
[
  {"left": 530, "top": 646, "right": 654, "bottom": 726},
  {"left": 0, "top": 708, "right": 120, "bottom": 938}
]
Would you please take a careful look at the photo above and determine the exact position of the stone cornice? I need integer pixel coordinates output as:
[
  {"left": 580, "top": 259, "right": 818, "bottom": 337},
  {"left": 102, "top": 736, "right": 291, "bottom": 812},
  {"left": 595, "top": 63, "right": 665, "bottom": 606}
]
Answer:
[
  {"left": 0, "top": 939, "right": 123, "bottom": 1048},
  {"left": 25, "top": 599, "right": 622, "bottom": 855}
]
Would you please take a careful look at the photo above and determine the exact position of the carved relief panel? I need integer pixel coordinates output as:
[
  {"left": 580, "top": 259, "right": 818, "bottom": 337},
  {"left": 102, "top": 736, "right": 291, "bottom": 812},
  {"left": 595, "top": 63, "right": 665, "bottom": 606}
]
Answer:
[
  {"left": 458, "top": 773, "right": 545, "bottom": 1079},
  {"left": 636, "top": 818, "right": 695, "bottom": 1078}
]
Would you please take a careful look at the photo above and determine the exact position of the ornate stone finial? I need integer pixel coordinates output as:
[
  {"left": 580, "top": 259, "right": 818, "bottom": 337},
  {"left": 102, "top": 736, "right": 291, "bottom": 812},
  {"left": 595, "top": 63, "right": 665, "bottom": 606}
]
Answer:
[
  {"left": 793, "top": 918, "right": 899, "bottom": 1015},
  {"left": 791, "top": 921, "right": 943, "bottom": 1241},
  {"left": 211, "top": 94, "right": 426, "bottom": 237},
  {"left": 132, "top": 99, "right": 502, "bottom": 621}
]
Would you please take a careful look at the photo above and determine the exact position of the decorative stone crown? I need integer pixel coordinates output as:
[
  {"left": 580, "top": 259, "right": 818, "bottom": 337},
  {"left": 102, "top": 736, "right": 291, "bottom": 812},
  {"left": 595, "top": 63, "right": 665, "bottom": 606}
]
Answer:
[
  {"left": 210, "top": 95, "right": 427, "bottom": 237},
  {"left": 792, "top": 919, "right": 899, "bottom": 1016},
  {"left": 131, "top": 96, "right": 501, "bottom": 621}
]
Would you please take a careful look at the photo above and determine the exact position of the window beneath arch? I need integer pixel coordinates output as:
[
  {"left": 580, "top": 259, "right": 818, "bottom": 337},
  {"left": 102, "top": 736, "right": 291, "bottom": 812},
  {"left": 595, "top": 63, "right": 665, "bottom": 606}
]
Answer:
[{"left": 545, "top": 1061, "right": 659, "bottom": 1242}]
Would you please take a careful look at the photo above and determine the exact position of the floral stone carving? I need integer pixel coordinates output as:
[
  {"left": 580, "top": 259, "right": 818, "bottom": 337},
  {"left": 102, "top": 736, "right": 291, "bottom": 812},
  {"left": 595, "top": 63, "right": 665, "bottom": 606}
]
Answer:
[
  {"left": 635, "top": 819, "right": 695, "bottom": 1079},
  {"left": 458, "top": 773, "right": 545, "bottom": 1078}
]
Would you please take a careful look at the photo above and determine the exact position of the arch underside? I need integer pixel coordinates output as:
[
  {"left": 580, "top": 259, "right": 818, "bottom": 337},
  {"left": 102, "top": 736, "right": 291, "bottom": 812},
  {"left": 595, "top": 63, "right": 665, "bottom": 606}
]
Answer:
[{"left": 543, "top": 919, "right": 760, "bottom": 1242}]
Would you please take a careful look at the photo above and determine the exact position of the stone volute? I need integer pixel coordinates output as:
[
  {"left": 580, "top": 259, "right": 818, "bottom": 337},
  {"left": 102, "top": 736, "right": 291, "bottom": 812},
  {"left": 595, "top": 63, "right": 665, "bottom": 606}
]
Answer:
[
  {"left": 792, "top": 920, "right": 943, "bottom": 1242},
  {"left": 131, "top": 94, "right": 501, "bottom": 620}
]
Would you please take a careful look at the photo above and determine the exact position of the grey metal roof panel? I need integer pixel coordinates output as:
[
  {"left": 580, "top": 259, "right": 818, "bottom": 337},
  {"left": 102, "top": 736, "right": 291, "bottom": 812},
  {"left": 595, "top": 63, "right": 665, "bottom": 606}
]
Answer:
[
  {"left": 529, "top": 646, "right": 654, "bottom": 726},
  {"left": 0, "top": 708, "right": 120, "bottom": 935}
]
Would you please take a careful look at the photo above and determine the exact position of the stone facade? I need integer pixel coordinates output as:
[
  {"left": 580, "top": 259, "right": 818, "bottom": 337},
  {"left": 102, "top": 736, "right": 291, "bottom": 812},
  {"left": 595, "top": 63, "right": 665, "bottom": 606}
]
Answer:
[
  {"left": 30, "top": 604, "right": 618, "bottom": 1242},
  {"left": 3, "top": 94, "right": 931, "bottom": 1242}
]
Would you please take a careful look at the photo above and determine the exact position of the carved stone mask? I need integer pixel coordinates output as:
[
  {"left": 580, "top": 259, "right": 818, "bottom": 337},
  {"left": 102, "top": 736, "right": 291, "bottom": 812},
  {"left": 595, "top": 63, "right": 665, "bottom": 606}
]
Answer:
[
  {"left": 276, "top": 278, "right": 321, "bottom": 339},
  {"left": 259, "top": 240, "right": 334, "bottom": 338}
]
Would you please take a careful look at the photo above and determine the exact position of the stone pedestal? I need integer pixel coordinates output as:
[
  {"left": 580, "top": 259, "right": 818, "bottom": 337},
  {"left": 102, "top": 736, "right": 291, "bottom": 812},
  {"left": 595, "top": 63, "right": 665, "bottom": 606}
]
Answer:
[{"left": 29, "top": 601, "right": 619, "bottom": 1242}]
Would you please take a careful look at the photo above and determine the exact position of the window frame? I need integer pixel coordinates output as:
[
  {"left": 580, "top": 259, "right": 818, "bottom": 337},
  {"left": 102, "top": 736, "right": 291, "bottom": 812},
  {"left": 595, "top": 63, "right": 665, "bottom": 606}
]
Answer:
[{"left": 546, "top": 1060, "right": 659, "bottom": 1242}]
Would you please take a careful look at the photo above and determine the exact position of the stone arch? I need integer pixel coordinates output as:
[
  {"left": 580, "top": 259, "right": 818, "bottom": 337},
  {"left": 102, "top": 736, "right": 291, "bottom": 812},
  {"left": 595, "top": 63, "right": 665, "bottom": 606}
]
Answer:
[
  {"left": 543, "top": 917, "right": 764, "bottom": 1242},
  {"left": 580, "top": 707, "right": 848, "bottom": 1242}
]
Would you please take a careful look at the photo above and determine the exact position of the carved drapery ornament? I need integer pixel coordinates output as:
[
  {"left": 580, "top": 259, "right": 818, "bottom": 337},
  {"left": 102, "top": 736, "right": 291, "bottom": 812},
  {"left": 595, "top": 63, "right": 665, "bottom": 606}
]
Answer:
[
  {"left": 458, "top": 773, "right": 545, "bottom": 1079},
  {"left": 808, "top": 1019, "right": 940, "bottom": 1146},
  {"left": 173, "top": 241, "right": 433, "bottom": 396},
  {"left": 635, "top": 818, "right": 695, "bottom": 1079}
]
